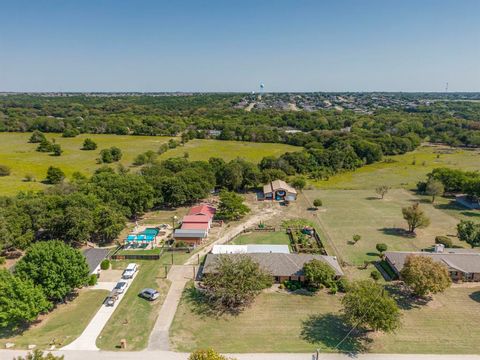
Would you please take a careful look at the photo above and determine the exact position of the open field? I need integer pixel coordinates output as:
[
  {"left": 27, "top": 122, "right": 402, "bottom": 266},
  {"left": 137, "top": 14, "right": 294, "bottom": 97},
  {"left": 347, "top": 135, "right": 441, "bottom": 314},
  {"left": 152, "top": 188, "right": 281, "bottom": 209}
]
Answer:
[
  {"left": 315, "top": 145, "right": 480, "bottom": 190},
  {"left": 230, "top": 231, "right": 290, "bottom": 246},
  {"left": 0, "top": 133, "right": 301, "bottom": 195},
  {"left": 170, "top": 285, "right": 480, "bottom": 354},
  {"left": 304, "top": 189, "right": 464, "bottom": 265},
  {"left": 159, "top": 139, "right": 301, "bottom": 163},
  {"left": 0, "top": 289, "right": 108, "bottom": 349},
  {"left": 0, "top": 132, "right": 171, "bottom": 195},
  {"left": 96, "top": 260, "right": 170, "bottom": 351}
]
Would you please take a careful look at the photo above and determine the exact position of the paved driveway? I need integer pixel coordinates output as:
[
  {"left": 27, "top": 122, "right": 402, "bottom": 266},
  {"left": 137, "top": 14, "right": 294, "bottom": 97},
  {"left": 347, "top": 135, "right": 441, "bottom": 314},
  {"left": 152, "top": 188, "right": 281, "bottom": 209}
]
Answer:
[
  {"left": 61, "top": 271, "right": 139, "bottom": 351},
  {"left": 147, "top": 265, "right": 194, "bottom": 350}
]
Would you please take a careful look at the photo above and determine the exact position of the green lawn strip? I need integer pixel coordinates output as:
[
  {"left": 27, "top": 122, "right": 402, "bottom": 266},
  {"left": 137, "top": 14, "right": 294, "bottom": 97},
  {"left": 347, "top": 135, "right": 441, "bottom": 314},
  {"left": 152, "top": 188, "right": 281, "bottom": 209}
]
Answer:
[
  {"left": 96, "top": 260, "right": 170, "bottom": 350},
  {"left": 230, "top": 231, "right": 290, "bottom": 246},
  {"left": 117, "top": 248, "right": 162, "bottom": 256},
  {"left": 0, "top": 289, "right": 108, "bottom": 349},
  {"left": 305, "top": 189, "right": 463, "bottom": 266}
]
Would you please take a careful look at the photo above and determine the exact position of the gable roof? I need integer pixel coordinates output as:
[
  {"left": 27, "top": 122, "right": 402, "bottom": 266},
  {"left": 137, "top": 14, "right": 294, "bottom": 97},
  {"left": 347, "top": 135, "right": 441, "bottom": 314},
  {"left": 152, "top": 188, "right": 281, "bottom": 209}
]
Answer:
[
  {"left": 83, "top": 248, "right": 110, "bottom": 274},
  {"left": 174, "top": 229, "right": 207, "bottom": 238},
  {"left": 181, "top": 222, "right": 210, "bottom": 230},
  {"left": 188, "top": 204, "right": 216, "bottom": 217},
  {"left": 203, "top": 253, "right": 343, "bottom": 277},
  {"left": 182, "top": 215, "right": 211, "bottom": 223},
  {"left": 263, "top": 180, "right": 297, "bottom": 195},
  {"left": 385, "top": 251, "right": 480, "bottom": 274}
]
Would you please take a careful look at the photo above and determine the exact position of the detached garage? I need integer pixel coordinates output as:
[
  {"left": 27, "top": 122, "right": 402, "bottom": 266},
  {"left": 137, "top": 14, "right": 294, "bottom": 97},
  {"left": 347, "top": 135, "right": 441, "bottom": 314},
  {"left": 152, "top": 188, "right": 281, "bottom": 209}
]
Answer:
[{"left": 263, "top": 179, "right": 297, "bottom": 201}]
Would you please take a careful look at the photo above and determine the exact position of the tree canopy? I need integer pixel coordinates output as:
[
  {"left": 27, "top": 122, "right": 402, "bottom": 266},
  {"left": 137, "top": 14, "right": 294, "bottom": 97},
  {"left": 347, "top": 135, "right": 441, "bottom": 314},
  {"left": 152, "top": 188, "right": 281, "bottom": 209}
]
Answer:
[
  {"left": 215, "top": 191, "right": 250, "bottom": 221},
  {"left": 402, "top": 203, "right": 430, "bottom": 234}
]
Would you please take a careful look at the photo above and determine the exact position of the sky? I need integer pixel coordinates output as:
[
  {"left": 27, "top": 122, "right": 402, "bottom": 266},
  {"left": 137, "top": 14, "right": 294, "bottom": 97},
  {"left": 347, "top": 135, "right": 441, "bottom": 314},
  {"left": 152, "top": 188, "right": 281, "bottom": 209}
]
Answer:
[{"left": 0, "top": 0, "right": 479, "bottom": 92}]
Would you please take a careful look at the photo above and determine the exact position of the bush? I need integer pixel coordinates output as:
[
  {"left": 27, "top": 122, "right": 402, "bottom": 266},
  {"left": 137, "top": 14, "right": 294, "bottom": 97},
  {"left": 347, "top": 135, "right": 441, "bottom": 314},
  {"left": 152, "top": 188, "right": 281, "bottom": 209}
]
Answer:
[
  {"left": 100, "top": 147, "right": 122, "bottom": 163},
  {"left": 329, "top": 284, "right": 338, "bottom": 294},
  {"left": 36, "top": 138, "right": 53, "bottom": 152},
  {"left": 62, "top": 128, "right": 79, "bottom": 138},
  {"left": 352, "top": 234, "right": 361, "bottom": 243},
  {"left": 376, "top": 243, "right": 388, "bottom": 254},
  {"left": 435, "top": 236, "right": 453, "bottom": 248},
  {"left": 283, "top": 280, "right": 303, "bottom": 291},
  {"left": 313, "top": 198, "right": 323, "bottom": 207},
  {"left": 0, "top": 165, "right": 11, "bottom": 176},
  {"left": 370, "top": 269, "right": 381, "bottom": 281},
  {"left": 175, "top": 240, "right": 188, "bottom": 248},
  {"left": 0, "top": 256, "right": 5, "bottom": 265},
  {"left": 88, "top": 274, "right": 98, "bottom": 286},
  {"left": 100, "top": 259, "right": 110, "bottom": 270},
  {"left": 51, "top": 144, "right": 63, "bottom": 156},
  {"left": 336, "top": 277, "right": 350, "bottom": 293},
  {"left": 45, "top": 166, "right": 65, "bottom": 184},
  {"left": 82, "top": 138, "right": 97, "bottom": 150},
  {"left": 28, "top": 130, "right": 46, "bottom": 143}
]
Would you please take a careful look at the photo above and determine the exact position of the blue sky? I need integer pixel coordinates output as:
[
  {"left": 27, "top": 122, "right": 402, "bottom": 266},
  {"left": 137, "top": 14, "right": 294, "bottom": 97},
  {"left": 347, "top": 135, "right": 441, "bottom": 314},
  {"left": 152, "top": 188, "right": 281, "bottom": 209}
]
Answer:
[{"left": 0, "top": 0, "right": 479, "bottom": 92}]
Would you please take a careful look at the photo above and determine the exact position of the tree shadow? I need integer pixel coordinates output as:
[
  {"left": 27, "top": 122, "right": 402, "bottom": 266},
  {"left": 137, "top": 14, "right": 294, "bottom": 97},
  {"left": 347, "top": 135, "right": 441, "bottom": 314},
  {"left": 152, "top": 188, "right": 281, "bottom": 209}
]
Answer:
[
  {"left": 378, "top": 227, "right": 414, "bottom": 238},
  {"left": 469, "top": 291, "right": 480, "bottom": 303},
  {"left": 301, "top": 313, "right": 370, "bottom": 354},
  {"left": 365, "top": 196, "right": 379, "bottom": 201},
  {"left": 408, "top": 198, "right": 431, "bottom": 204},
  {"left": 384, "top": 283, "right": 429, "bottom": 310},
  {"left": 366, "top": 252, "right": 380, "bottom": 257}
]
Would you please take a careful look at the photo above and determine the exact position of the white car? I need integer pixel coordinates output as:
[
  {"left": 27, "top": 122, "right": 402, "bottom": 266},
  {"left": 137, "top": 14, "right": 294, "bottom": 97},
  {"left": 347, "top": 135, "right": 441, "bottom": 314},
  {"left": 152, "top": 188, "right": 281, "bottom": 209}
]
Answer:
[
  {"left": 122, "top": 263, "right": 138, "bottom": 279},
  {"left": 114, "top": 281, "right": 128, "bottom": 293}
]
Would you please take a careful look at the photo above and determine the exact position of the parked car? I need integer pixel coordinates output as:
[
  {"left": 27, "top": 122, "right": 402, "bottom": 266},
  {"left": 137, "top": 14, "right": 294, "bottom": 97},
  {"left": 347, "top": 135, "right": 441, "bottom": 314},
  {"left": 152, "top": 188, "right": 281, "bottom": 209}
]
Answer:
[
  {"left": 114, "top": 281, "right": 128, "bottom": 293},
  {"left": 139, "top": 288, "right": 159, "bottom": 301},
  {"left": 105, "top": 289, "right": 119, "bottom": 306},
  {"left": 122, "top": 263, "right": 138, "bottom": 279}
]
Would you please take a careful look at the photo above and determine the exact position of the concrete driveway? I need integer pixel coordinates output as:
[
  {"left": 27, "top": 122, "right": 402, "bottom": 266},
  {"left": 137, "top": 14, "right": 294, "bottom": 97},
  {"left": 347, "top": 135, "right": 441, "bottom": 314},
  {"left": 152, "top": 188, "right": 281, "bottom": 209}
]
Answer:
[
  {"left": 62, "top": 271, "right": 139, "bottom": 351},
  {"left": 147, "top": 265, "right": 195, "bottom": 350}
]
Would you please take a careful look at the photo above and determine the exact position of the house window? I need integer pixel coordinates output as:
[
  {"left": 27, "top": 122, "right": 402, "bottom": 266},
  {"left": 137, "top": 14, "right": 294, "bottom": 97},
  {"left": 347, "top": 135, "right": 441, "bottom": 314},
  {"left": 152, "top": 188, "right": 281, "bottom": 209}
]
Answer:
[{"left": 450, "top": 271, "right": 458, "bottom": 277}]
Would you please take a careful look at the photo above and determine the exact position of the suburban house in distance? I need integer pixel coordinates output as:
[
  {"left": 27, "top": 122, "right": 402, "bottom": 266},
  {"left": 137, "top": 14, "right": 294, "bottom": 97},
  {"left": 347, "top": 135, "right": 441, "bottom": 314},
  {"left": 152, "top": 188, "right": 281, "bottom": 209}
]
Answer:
[
  {"left": 385, "top": 247, "right": 480, "bottom": 282},
  {"left": 262, "top": 179, "right": 297, "bottom": 201},
  {"left": 82, "top": 248, "right": 110, "bottom": 276},
  {"left": 173, "top": 204, "right": 216, "bottom": 246},
  {"left": 202, "top": 253, "right": 343, "bottom": 283}
]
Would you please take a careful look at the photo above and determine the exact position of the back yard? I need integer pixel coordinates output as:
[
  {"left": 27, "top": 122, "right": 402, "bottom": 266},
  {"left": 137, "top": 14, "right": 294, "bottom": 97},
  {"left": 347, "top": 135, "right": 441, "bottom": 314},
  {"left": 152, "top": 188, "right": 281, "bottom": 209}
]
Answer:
[
  {"left": 304, "top": 189, "right": 464, "bottom": 266},
  {"left": 230, "top": 231, "right": 290, "bottom": 246},
  {"left": 170, "top": 285, "right": 480, "bottom": 354}
]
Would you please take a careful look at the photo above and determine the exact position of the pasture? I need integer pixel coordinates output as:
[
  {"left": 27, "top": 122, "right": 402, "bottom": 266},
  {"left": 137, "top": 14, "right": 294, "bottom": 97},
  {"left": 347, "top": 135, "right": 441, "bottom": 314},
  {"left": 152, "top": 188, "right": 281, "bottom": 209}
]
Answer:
[
  {"left": 0, "top": 133, "right": 300, "bottom": 195},
  {"left": 170, "top": 285, "right": 480, "bottom": 354},
  {"left": 158, "top": 139, "right": 301, "bottom": 162},
  {"left": 315, "top": 145, "right": 480, "bottom": 190},
  {"left": 304, "top": 189, "right": 464, "bottom": 265}
]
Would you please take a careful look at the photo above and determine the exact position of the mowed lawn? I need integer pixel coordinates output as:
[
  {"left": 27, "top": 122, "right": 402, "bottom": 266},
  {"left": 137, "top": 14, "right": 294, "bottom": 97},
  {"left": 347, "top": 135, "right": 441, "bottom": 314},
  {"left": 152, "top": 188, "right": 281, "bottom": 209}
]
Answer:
[
  {"left": 0, "top": 132, "right": 172, "bottom": 195},
  {"left": 230, "top": 231, "right": 290, "bottom": 246},
  {"left": 170, "top": 285, "right": 480, "bottom": 354},
  {"left": 315, "top": 145, "right": 480, "bottom": 190},
  {"left": 96, "top": 260, "right": 170, "bottom": 350},
  {"left": 158, "top": 139, "right": 301, "bottom": 163},
  {"left": 0, "top": 289, "right": 108, "bottom": 349},
  {"left": 305, "top": 189, "right": 463, "bottom": 265}
]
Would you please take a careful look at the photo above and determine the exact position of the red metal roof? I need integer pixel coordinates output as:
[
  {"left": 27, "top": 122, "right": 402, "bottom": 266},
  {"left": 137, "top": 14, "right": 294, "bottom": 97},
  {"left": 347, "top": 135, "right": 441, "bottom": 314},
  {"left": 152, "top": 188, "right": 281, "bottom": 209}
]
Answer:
[
  {"left": 181, "top": 222, "right": 210, "bottom": 230},
  {"left": 182, "top": 215, "right": 211, "bottom": 223},
  {"left": 188, "top": 204, "right": 216, "bottom": 217}
]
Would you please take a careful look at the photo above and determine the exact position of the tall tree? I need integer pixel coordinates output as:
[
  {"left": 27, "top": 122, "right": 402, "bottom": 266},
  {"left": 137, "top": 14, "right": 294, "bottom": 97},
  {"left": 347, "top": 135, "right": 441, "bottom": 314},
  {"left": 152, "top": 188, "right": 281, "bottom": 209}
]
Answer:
[
  {"left": 375, "top": 185, "right": 390, "bottom": 199},
  {"left": 400, "top": 255, "right": 451, "bottom": 297},
  {"left": 0, "top": 269, "right": 51, "bottom": 329},
  {"left": 15, "top": 240, "right": 90, "bottom": 302},
  {"left": 402, "top": 203, "right": 430, "bottom": 234},
  {"left": 425, "top": 179, "right": 444, "bottom": 204},
  {"left": 342, "top": 280, "right": 400, "bottom": 333},
  {"left": 215, "top": 191, "right": 250, "bottom": 221},
  {"left": 457, "top": 220, "right": 480, "bottom": 248},
  {"left": 203, "top": 255, "right": 272, "bottom": 314},
  {"left": 303, "top": 259, "right": 336, "bottom": 289}
]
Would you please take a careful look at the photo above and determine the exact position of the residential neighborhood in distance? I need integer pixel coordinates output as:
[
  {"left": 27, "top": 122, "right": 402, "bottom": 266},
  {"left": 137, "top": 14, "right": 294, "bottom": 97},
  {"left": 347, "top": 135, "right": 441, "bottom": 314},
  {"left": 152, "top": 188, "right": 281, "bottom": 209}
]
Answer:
[{"left": 1, "top": 1, "right": 480, "bottom": 360}]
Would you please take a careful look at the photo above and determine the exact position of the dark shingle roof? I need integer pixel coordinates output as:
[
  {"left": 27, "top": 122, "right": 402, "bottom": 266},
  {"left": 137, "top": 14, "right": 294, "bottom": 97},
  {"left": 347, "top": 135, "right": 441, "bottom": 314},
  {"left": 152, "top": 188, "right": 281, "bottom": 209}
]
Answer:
[
  {"left": 202, "top": 253, "right": 343, "bottom": 277},
  {"left": 83, "top": 248, "right": 110, "bottom": 274}
]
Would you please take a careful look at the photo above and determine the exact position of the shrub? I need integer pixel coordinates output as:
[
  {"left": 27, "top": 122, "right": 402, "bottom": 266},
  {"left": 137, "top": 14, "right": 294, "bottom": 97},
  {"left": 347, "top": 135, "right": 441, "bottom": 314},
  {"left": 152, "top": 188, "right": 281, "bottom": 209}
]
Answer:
[
  {"left": 0, "top": 165, "right": 11, "bottom": 176},
  {"left": 36, "top": 138, "right": 53, "bottom": 152},
  {"left": 51, "top": 144, "right": 63, "bottom": 156},
  {"left": 329, "top": 284, "right": 338, "bottom": 294},
  {"left": 24, "top": 173, "right": 36, "bottom": 182},
  {"left": 175, "top": 240, "right": 188, "bottom": 248},
  {"left": 435, "top": 236, "right": 453, "bottom": 248},
  {"left": 352, "top": 234, "right": 361, "bottom": 243},
  {"left": 336, "top": 277, "right": 350, "bottom": 293},
  {"left": 0, "top": 256, "right": 5, "bottom": 265},
  {"left": 313, "top": 198, "right": 323, "bottom": 207},
  {"left": 88, "top": 274, "right": 98, "bottom": 286},
  {"left": 45, "top": 166, "right": 65, "bottom": 184},
  {"left": 283, "top": 280, "right": 303, "bottom": 291},
  {"left": 62, "top": 128, "right": 79, "bottom": 138},
  {"left": 100, "top": 259, "right": 110, "bottom": 270},
  {"left": 376, "top": 243, "right": 388, "bottom": 254},
  {"left": 100, "top": 147, "right": 122, "bottom": 163},
  {"left": 370, "top": 269, "right": 381, "bottom": 281},
  {"left": 28, "top": 130, "right": 46, "bottom": 143},
  {"left": 82, "top": 138, "right": 97, "bottom": 150}
]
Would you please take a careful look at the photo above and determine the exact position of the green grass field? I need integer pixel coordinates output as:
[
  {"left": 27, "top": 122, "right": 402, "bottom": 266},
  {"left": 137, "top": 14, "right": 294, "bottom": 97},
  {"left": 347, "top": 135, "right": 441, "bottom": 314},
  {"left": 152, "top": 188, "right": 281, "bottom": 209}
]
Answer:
[
  {"left": 315, "top": 145, "right": 480, "bottom": 190},
  {"left": 96, "top": 260, "right": 170, "bottom": 351},
  {"left": 159, "top": 139, "right": 301, "bottom": 163},
  {"left": 230, "top": 231, "right": 290, "bottom": 246},
  {"left": 0, "top": 289, "right": 108, "bottom": 349},
  {"left": 0, "top": 133, "right": 301, "bottom": 195},
  {"left": 170, "top": 286, "right": 480, "bottom": 354},
  {"left": 304, "top": 189, "right": 464, "bottom": 265}
]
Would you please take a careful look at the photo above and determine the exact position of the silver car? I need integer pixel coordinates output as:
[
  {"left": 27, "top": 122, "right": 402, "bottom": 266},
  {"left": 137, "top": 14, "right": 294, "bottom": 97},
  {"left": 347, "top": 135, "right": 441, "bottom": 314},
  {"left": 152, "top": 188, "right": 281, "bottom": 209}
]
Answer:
[
  {"left": 114, "top": 281, "right": 128, "bottom": 293},
  {"left": 139, "top": 288, "right": 159, "bottom": 301}
]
